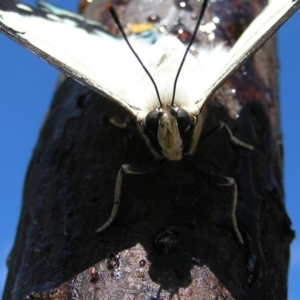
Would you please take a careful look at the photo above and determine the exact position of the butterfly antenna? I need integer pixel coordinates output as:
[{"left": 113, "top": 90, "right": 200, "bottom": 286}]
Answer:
[
  {"left": 171, "top": 0, "right": 209, "bottom": 106},
  {"left": 106, "top": 3, "right": 163, "bottom": 107}
]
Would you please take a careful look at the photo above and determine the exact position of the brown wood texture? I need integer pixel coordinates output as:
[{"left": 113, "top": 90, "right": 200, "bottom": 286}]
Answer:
[{"left": 3, "top": 0, "right": 294, "bottom": 299}]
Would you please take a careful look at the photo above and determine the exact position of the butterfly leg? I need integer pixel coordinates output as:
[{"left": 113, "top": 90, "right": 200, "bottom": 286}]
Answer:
[
  {"left": 200, "top": 121, "right": 253, "bottom": 151},
  {"left": 220, "top": 121, "right": 254, "bottom": 150},
  {"left": 195, "top": 168, "right": 243, "bottom": 244},
  {"left": 96, "top": 162, "right": 163, "bottom": 233},
  {"left": 216, "top": 175, "right": 243, "bottom": 244},
  {"left": 109, "top": 115, "right": 129, "bottom": 129}
]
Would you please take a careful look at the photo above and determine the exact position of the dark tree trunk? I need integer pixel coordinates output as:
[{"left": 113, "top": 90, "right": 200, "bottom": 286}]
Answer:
[{"left": 3, "top": 0, "right": 294, "bottom": 299}]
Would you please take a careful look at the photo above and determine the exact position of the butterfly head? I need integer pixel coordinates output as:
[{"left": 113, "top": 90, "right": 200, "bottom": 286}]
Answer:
[{"left": 142, "top": 105, "right": 196, "bottom": 160}]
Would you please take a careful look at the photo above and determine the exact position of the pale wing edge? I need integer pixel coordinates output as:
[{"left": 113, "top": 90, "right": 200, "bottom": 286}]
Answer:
[
  {"left": 196, "top": 0, "right": 300, "bottom": 109},
  {"left": 0, "top": 15, "right": 141, "bottom": 117}
]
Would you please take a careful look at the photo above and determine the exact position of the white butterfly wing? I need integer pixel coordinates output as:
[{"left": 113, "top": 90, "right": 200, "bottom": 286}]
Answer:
[
  {"left": 0, "top": 6, "right": 152, "bottom": 116},
  {"left": 195, "top": 0, "right": 300, "bottom": 110},
  {"left": 1, "top": 0, "right": 299, "bottom": 117}
]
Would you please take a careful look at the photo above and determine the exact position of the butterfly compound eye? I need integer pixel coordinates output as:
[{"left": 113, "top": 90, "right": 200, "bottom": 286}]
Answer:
[
  {"left": 145, "top": 110, "right": 159, "bottom": 133},
  {"left": 176, "top": 109, "right": 190, "bottom": 134}
]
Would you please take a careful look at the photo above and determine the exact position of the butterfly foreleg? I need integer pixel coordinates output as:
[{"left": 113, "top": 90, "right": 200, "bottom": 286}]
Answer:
[
  {"left": 96, "top": 161, "right": 164, "bottom": 233},
  {"left": 200, "top": 120, "right": 253, "bottom": 151},
  {"left": 220, "top": 121, "right": 253, "bottom": 150}
]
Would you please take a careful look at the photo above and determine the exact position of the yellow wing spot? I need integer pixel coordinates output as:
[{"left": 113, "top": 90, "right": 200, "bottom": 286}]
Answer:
[{"left": 125, "top": 23, "right": 155, "bottom": 34}]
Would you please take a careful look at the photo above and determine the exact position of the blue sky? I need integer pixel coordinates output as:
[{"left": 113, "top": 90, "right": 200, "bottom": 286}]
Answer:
[{"left": 0, "top": 1, "right": 299, "bottom": 298}]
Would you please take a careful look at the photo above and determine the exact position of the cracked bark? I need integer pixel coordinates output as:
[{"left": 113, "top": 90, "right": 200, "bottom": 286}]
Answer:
[{"left": 3, "top": 0, "right": 294, "bottom": 299}]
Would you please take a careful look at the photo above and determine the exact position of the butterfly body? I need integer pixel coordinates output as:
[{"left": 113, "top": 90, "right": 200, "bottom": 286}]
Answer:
[{"left": 127, "top": 35, "right": 229, "bottom": 160}]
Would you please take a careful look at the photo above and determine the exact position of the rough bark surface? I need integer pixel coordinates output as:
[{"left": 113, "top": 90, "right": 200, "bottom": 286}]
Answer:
[{"left": 3, "top": 0, "right": 294, "bottom": 299}]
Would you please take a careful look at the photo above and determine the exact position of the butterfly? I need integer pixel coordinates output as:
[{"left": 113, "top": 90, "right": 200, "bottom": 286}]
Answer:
[{"left": 0, "top": 0, "right": 299, "bottom": 243}]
